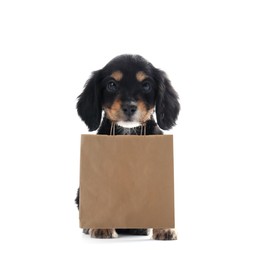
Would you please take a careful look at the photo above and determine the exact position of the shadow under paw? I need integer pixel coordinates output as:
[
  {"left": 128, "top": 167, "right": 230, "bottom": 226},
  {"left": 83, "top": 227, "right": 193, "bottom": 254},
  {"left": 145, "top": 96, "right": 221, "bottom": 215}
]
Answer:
[
  {"left": 83, "top": 228, "right": 89, "bottom": 234},
  {"left": 116, "top": 229, "right": 149, "bottom": 235}
]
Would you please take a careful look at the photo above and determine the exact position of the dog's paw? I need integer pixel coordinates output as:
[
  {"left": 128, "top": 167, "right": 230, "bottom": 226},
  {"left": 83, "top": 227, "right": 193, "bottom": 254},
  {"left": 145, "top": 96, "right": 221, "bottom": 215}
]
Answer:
[
  {"left": 152, "top": 228, "right": 177, "bottom": 240},
  {"left": 90, "top": 229, "right": 118, "bottom": 239}
]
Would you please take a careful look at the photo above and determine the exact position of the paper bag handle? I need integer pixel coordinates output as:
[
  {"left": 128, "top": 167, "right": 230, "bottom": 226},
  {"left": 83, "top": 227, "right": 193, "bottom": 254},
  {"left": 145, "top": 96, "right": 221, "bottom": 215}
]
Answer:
[{"left": 110, "top": 122, "right": 146, "bottom": 136}]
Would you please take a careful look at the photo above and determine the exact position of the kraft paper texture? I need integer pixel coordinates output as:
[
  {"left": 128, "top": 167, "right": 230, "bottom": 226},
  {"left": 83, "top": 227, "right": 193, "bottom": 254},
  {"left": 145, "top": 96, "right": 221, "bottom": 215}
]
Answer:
[{"left": 79, "top": 135, "right": 175, "bottom": 228}]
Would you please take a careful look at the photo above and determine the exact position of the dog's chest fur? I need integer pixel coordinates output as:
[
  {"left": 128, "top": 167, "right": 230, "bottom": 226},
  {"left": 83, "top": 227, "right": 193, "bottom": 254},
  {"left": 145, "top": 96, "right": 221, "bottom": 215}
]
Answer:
[
  {"left": 119, "top": 127, "right": 140, "bottom": 135},
  {"left": 97, "top": 117, "right": 163, "bottom": 135}
]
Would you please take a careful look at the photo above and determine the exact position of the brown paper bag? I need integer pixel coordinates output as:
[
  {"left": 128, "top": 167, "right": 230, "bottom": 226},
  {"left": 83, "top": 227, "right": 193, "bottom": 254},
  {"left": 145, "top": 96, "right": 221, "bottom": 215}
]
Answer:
[{"left": 79, "top": 135, "right": 175, "bottom": 229}]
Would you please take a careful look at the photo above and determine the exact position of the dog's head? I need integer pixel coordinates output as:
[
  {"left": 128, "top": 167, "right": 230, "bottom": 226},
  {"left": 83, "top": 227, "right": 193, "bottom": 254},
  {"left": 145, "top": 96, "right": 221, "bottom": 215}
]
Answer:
[{"left": 77, "top": 55, "right": 180, "bottom": 131}]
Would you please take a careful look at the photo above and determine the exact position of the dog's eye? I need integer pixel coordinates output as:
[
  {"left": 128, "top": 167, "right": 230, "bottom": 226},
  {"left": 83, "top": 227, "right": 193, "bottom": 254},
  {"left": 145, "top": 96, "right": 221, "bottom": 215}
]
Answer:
[
  {"left": 142, "top": 82, "right": 151, "bottom": 93},
  {"left": 106, "top": 81, "right": 117, "bottom": 92}
]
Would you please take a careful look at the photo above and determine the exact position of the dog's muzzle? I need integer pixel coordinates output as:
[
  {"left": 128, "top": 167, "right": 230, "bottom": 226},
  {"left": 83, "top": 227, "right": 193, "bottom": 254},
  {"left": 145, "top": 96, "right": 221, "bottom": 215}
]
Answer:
[{"left": 122, "top": 102, "right": 137, "bottom": 119}]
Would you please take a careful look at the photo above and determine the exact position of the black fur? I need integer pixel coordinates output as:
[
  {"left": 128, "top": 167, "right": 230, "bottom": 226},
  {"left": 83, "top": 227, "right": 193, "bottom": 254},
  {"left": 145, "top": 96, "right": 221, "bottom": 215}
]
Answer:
[
  {"left": 155, "top": 69, "right": 180, "bottom": 130},
  {"left": 77, "top": 71, "right": 102, "bottom": 131},
  {"left": 77, "top": 54, "right": 180, "bottom": 131},
  {"left": 75, "top": 54, "right": 180, "bottom": 237}
]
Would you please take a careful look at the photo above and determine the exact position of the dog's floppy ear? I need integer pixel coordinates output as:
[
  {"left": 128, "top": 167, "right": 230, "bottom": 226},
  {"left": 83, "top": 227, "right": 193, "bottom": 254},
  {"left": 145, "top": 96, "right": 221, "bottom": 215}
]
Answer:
[
  {"left": 77, "top": 70, "right": 102, "bottom": 131},
  {"left": 155, "top": 69, "right": 180, "bottom": 130}
]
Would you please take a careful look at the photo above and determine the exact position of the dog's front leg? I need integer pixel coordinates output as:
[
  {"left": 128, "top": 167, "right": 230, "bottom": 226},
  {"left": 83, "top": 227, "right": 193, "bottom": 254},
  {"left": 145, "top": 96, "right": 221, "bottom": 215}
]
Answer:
[
  {"left": 152, "top": 228, "right": 177, "bottom": 240},
  {"left": 89, "top": 228, "right": 118, "bottom": 239}
]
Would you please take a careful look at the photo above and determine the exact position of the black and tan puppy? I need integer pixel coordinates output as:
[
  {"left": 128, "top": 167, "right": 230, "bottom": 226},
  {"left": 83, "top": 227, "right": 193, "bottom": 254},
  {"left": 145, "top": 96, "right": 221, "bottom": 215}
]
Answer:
[{"left": 75, "top": 54, "right": 180, "bottom": 240}]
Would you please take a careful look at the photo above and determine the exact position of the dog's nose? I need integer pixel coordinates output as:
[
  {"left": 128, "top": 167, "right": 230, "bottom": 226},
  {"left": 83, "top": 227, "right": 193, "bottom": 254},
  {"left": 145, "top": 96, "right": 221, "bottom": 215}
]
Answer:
[{"left": 122, "top": 102, "right": 137, "bottom": 117}]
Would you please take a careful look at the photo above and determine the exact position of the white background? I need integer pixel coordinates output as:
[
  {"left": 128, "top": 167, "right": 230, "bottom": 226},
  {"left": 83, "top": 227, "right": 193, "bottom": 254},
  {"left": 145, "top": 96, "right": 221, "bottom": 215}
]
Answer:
[{"left": 0, "top": 0, "right": 260, "bottom": 259}]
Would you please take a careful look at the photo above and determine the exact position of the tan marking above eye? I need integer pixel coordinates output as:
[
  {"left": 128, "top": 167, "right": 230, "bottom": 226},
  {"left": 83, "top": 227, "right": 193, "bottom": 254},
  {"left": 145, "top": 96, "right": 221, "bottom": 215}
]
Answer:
[
  {"left": 111, "top": 71, "right": 123, "bottom": 81},
  {"left": 136, "top": 71, "right": 148, "bottom": 82}
]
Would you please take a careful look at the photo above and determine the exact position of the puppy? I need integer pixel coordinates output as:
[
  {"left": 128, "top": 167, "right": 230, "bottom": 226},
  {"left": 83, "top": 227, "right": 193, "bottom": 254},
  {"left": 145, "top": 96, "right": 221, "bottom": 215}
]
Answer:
[{"left": 75, "top": 54, "right": 180, "bottom": 240}]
